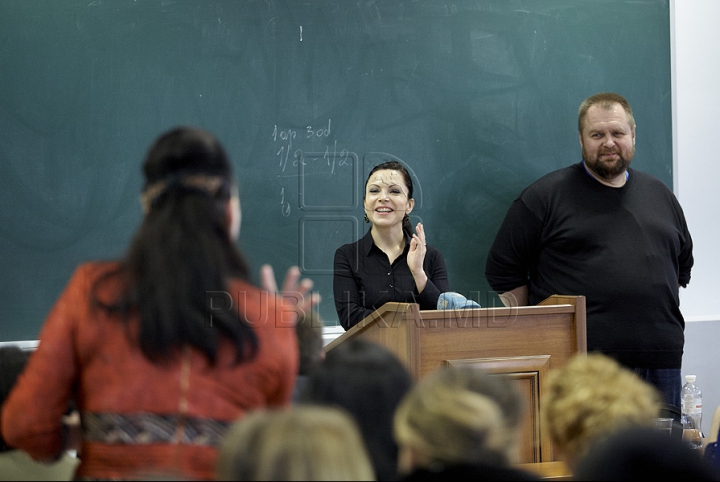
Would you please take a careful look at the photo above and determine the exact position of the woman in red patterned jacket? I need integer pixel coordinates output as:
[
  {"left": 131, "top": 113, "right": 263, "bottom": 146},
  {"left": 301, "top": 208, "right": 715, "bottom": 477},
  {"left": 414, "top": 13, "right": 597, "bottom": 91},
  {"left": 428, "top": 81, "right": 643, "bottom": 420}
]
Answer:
[{"left": 1, "top": 127, "right": 306, "bottom": 480}]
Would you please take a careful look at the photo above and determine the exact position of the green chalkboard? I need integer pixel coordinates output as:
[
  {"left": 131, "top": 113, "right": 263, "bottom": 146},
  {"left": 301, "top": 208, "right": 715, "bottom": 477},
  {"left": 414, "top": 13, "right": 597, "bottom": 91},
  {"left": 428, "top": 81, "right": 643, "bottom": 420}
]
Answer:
[{"left": 0, "top": 0, "right": 672, "bottom": 341}]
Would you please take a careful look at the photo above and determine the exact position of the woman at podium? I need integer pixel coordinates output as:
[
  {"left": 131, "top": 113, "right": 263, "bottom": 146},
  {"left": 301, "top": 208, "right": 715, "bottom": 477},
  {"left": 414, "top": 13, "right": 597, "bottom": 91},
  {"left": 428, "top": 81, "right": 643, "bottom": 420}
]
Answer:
[{"left": 333, "top": 161, "right": 449, "bottom": 330}]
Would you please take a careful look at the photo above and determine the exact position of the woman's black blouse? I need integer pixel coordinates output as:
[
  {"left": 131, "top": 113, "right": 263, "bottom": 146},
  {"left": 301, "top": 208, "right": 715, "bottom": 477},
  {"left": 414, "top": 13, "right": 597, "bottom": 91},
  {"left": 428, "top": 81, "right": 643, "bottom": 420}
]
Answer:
[{"left": 333, "top": 230, "right": 449, "bottom": 330}]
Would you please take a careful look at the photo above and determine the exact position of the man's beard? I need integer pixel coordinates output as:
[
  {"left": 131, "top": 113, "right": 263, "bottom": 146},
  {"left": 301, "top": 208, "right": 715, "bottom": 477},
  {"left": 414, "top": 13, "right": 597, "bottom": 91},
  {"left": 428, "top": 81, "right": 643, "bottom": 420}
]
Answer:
[{"left": 582, "top": 145, "right": 633, "bottom": 180}]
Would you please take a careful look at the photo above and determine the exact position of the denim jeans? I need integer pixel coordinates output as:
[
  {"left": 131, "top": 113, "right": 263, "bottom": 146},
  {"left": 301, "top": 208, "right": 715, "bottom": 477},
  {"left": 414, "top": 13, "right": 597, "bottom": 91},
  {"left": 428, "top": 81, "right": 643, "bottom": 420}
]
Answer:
[{"left": 631, "top": 367, "right": 682, "bottom": 409}]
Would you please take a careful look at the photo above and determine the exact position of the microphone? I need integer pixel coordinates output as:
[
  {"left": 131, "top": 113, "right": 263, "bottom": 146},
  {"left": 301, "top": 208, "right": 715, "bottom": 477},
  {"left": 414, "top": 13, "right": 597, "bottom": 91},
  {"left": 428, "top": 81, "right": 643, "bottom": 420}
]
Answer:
[{"left": 437, "top": 292, "right": 481, "bottom": 310}]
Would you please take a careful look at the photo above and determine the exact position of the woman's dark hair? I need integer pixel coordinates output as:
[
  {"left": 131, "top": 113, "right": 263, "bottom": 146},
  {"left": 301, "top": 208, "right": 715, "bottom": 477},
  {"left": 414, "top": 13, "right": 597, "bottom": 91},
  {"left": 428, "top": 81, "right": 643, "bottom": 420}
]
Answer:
[
  {"left": 298, "top": 338, "right": 413, "bottom": 481},
  {"left": 0, "top": 347, "right": 30, "bottom": 451},
  {"left": 94, "top": 127, "right": 258, "bottom": 365},
  {"left": 364, "top": 160, "right": 414, "bottom": 238}
]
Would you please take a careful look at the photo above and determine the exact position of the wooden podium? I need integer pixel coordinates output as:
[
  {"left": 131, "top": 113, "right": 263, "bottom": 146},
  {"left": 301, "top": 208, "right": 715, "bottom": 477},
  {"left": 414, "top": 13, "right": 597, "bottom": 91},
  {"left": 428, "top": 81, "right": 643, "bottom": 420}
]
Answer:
[{"left": 325, "top": 295, "right": 586, "bottom": 464}]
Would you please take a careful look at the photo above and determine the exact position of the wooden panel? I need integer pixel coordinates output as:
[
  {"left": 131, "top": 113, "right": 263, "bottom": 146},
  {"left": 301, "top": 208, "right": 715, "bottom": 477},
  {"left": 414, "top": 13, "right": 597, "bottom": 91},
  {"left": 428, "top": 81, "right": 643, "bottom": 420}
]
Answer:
[
  {"left": 447, "top": 356, "right": 552, "bottom": 463},
  {"left": 540, "top": 295, "right": 587, "bottom": 353},
  {"left": 416, "top": 311, "right": 578, "bottom": 378}
]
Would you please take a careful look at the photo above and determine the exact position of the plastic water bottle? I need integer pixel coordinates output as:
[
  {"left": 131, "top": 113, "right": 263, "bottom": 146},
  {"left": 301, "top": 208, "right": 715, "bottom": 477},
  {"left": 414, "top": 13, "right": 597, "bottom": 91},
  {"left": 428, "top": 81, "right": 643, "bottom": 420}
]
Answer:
[{"left": 681, "top": 375, "right": 703, "bottom": 448}]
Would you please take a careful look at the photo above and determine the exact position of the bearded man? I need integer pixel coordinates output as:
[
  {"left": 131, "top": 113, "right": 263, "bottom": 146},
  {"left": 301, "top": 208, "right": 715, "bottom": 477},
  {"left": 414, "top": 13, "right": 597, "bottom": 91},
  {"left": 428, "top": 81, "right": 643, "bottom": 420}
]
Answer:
[{"left": 485, "top": 92, "right": 694, "bottom": 408}]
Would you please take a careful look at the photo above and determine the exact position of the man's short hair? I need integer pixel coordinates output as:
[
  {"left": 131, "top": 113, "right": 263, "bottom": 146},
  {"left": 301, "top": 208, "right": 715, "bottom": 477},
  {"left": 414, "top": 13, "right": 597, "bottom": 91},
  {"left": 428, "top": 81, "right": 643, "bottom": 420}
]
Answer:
[{"left": 578, "top": 92, "right": 635, "bottom": 132}]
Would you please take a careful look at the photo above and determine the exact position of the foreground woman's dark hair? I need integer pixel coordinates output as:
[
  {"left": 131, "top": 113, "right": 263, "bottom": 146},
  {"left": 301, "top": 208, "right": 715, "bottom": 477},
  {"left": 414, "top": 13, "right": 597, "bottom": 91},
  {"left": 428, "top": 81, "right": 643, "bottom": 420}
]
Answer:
[{"left": 93, "top": 127, "right": 257, "bottom": 365}]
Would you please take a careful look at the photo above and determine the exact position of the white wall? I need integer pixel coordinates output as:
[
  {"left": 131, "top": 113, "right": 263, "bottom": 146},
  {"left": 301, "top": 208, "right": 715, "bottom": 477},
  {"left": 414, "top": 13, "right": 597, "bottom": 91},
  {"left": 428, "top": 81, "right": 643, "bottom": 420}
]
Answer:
[{"left": 673, "top": 0, "right": 720, "bottom": 436}]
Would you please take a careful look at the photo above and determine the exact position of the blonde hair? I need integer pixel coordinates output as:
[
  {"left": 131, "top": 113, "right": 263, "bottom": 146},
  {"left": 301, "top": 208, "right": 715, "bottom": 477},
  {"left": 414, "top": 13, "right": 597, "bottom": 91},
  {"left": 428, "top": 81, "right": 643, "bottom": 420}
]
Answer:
[
  {"left": 542, "top": 353, "right": 662, "bottom": 468},
  {"left": 217, "top": 406, "right": 375, "bottom": 481},
  {"left": 393, "top": 367, "right": 522, "bottom": 469}
]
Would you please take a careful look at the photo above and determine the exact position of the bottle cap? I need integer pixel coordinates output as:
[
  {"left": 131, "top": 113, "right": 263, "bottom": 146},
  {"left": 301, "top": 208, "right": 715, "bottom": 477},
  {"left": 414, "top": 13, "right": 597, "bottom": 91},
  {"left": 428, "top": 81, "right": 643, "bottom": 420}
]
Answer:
[{"left": 685, "top": 375, "right": 696, "bottom": 383}]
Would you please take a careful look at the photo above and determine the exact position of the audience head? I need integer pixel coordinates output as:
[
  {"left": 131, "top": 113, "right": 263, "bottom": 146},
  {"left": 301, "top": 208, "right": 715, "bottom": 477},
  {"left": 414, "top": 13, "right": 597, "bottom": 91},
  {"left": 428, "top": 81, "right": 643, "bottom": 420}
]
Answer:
[
  {"left": 216, "top": 406, "right": 374, "bottom": 481},
  {"left": 574, "top": 426, "right": 719, "bottom": 481},
  {"left": 393, "top": 366, "right": 523, "bottom": 474},
  {"left": 300, "top": 338, "right": 413, "bottom": 480},
  {"left": 94, "top": 126, "right": 257, "bottom": 366},
  {"left": 0, "top": 346, "right": 30, "bottom": 451},
  {"left": 542, "top": 353, "right": 661, "bottom": 469},
  {"left": 140, "top": 125, "right": 241, "bottom": 241}
]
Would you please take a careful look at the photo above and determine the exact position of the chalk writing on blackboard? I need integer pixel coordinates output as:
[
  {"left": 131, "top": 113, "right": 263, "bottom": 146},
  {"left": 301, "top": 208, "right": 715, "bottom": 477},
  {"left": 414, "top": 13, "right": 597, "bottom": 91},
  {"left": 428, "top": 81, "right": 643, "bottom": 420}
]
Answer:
[
  {"left": 273, "top": 120, "right": 356, "bottom": 216},
  {"left": 305, "top": 119, "right": 331, "bottom": 138},
  {"left": 279, "top": 187, "right": 291, "bottom": 218}
]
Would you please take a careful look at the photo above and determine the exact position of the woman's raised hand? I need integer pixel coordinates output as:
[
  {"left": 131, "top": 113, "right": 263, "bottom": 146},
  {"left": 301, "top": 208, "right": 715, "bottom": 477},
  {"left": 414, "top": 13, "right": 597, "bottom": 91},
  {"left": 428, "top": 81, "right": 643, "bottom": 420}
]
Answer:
[
  {"left": 407, "top": 223, "right": 428, "bottom": 292},
  {"left": 260, "top": 264, "right": 320, "bottom": 319}
]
